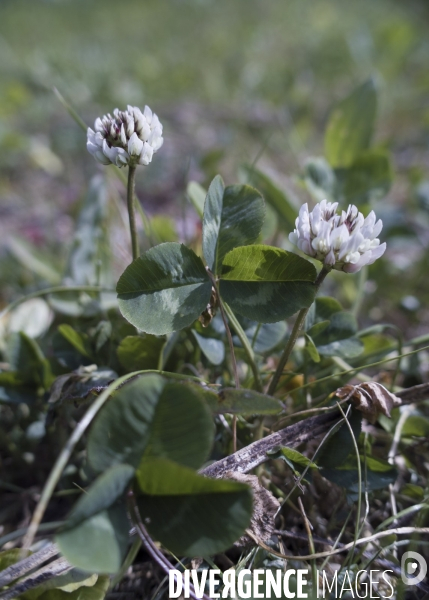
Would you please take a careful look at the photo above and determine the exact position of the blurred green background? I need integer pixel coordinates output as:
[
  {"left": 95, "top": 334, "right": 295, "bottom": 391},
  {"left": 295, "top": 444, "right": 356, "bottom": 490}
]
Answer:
[{"left": 0, "top": 0, "right": 429, "bottom": 336}]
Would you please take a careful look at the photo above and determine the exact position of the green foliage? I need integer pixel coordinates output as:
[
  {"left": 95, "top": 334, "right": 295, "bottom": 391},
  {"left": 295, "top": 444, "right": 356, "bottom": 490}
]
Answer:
[
  {"left": 186, "top": 181, "right": 207, "bottom": 218},
  {"left": 317, "top": 409, "right": 362, "bottom": 469},
  {"left": 62, "top": 465, "right": 134, "bottom": 530},
  {"left": 303, "top": 157, "right": 336, "bottom": 202},
  {"left": 0, "top": 332, "right": 53, "bottom": 403},
  {"left": 56, "top": 466, "right": 134, "bottom": 574},
  {"left": 325, "top": 78, "right": 377, "bottom": 168},
  {"left": 322, "top": 455, "right": 398, "bottom": 494},
  {"left": 401, "top": 414, "right": 429, "bottom": 437},
  {"left": 136, "top": 457, "right": 253, "bottom": 555},
  {"left": 0, "top": 371, "right": 39, "bottom": 404},
  {"left": 7, "top": 332, "right": 48, "bottom": 386},
  {"left": 358, "top": 331, "right": 397, "bottom": 360},
  {"left": 314, "top": 296, "right": 343, "bottom": 320},
  {"left": 271, "top": 447, "right": 319, "bottom": 471},
  {"left": 315, "top": 311, "right": 364, "bottom": 359},
  {"left": 202, "top": 175, "right": 265, "bottom": 274},
  {"left": 7, "top": 237, "right": 61, "bottom": 286},
  {"left": 192, "top": 330, "right": 225, "bottom": 365},
  {"left": 20, "top": 575, "right": 109, "bottom": 600},
  {"left": 336, "top": 149, "right": 393, "bottom": 205},
  {"left": 306, "top": 320, "right": 330, "bottom": 339},
  {"left": 322, "top": 80, "right": 394, "bottom": 210},
  {"left": 150, "top": 216, "right": 178, "bottom": 244},
  {"left": 56, "top": 504, "right": 130, "bottom": 574},
  {"left": 48, "top": 367, "right": 117, "bottom": 409},
  {"left": 64, "top": 174, "right": 110, "bottom": 286},
  {"left": 205, "top": 388, "right": 283, "bottom": 415},
  {"left": 0, "top": 549, "right": 27, "bottom": 570},
  {"left": 116, "top": 335, "right": 165, "bottom": 371},
  {"left": 304, "top": 333, "right": 321, "bottom": 362},
  {"left": 221, "top": 245, "right": 316, "bottom": 282},
  {"left": 58, "top": 325, "right": 93, "bottom": 360},
  {"left": 241, "top": 166, "right": 297, "bottom": 232},
  {"left": 93, "top": 321, "right": 112, "bottom": 355},
  {"left": 87, "top": 375, "right": 214, "bottom": 472},
  {"left": 117, "top": 243, "right": 212, "bottom": 335},
  {"left": 246, "top": 322, "right": 288, "bottom": 354},
  {"left": 117, "top": 187, "right": 317, "bottom": 332},
  {"left": 220, "top": 245, "right": 317, "bottom": 322},
  {"left": 318, "top": 337, "right": 364, "bottom": 359}
]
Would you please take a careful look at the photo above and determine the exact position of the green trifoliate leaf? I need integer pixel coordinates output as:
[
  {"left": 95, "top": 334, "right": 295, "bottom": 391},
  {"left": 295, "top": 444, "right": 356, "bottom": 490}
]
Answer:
[
  {"left": 63, "top": 465, "right": 135, "bottom": 530},
  {"left": 56, "top": 465, "right": 134, "bottom": 574},
  {"left": 136, "top": 457, "right": 252, "bottom": 556},
  {"left": 87, "top": 375, "right": 214, "bottom": 473},
  {"left": 202, "top": 175, "right": 265, "bottom": 274},
  {"left": 56, "top": 503, "right": 130, "bottom": 574},
  {"left": 116, "top": 243, "right": 211, "bottom": 335},
  {"left": 219, "top": 245, "right": 317, "bottom": 322}
]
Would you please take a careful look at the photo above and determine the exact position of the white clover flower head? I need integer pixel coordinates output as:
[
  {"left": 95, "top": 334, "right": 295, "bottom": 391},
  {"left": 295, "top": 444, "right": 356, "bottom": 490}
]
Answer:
[
  {"left": 86, "top": 105, "right": 163, "bottom": 168},
  {"left": 289, "top": 199, "right": 386, "bottom": 273}
]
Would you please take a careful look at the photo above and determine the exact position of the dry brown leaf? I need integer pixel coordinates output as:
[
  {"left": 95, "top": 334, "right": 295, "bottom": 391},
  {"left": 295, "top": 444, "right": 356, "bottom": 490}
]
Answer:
[{"left": 335, "top": 382, "right": 402, "bottom": 424}]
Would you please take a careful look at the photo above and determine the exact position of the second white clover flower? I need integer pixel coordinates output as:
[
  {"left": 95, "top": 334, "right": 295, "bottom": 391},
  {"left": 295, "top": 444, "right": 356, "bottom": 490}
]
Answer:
[{"left": 289, "top": 199, "right": 386, "bottom": 273}]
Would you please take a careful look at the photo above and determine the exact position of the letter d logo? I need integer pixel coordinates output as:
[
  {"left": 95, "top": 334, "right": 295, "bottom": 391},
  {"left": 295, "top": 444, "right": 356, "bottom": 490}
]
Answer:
[{"left": 401, "top": 551, "right": 427, "bottom": 586}]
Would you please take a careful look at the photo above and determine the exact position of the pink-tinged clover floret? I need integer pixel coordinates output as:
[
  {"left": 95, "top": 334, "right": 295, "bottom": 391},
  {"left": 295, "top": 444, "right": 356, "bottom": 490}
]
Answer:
[
  {"left": 289, "top": 200, "right": 386, "bottom": 273},
  {"left": 87, "top": 104, "right": 163, "bottom": 168}
]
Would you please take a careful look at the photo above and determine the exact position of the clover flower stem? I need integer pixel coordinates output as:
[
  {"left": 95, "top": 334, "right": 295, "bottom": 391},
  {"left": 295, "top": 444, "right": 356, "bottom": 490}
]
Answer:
[
  {"left": 223, "top": 302, "right": 263, "bottom": 392},
  {"left": 127, "top": 166, "right": 139, "bottom": 260},
  {"left": 351, "top": 265, "right": 368, "bottom": 318},
  {"left": 267, "top": 266, "right": 330, "bottom": 396},
  {"left": 218, "top": 296, "right": 239, "bottom": 452},
  {"left": 206, "top": 270, "right": 239, "bottom": 452},
  {"left": 115, "top": 168, "right": 154, "bottom": 246}
]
